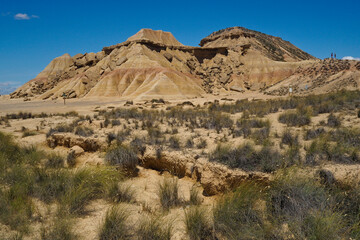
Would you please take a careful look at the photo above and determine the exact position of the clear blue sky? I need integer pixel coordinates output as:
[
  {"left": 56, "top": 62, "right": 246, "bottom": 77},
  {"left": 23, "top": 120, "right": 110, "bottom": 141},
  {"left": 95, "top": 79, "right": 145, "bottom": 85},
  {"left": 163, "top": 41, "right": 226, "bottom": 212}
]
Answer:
[{"left": 0, "top": 0, "right": 359, "bottom": 94}]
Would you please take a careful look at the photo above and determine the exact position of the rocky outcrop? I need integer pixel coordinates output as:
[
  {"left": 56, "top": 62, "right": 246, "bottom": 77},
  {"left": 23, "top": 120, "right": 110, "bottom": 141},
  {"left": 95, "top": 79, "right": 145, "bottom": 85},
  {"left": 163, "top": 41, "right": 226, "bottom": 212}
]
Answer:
[
  {"left": 11, "top": 27, "right": 359, "bottom": 99},
  {"left": 127, "top": 28, "right": 183, "bottom": 46},
  {"left": 47, "top": 133, "right": 105, "bottom": 152},
  {"left": 265, "top": 59, "right": 360, "bottom": 95},
  {"left": 200, "top": 27, "right": 316, "bottom": 62}
]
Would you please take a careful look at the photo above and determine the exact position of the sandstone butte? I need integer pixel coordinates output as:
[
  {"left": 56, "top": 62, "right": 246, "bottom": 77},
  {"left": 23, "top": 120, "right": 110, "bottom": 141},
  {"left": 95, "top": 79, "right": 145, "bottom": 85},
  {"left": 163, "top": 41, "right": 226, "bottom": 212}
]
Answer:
[{"left": 10, "top": 27, "right": 360, "bottom": 100}]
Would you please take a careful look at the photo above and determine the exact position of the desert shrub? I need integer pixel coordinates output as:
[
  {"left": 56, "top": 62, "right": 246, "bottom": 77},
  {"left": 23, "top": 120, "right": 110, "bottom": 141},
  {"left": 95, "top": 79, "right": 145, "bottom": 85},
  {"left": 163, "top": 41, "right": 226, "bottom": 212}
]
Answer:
[
  {"left": 130, "top": 137, "right": 147, "bottom": 156},
  {"left": 305, "top": 137, "right": 331, "bottom": 165},
  {"left": 206, "top": 113, "right": 233, "bottom": 133},
  {"left": 66, "top": 151, "right": 76, "bottom": 167},
  {"left": 99, "top": 205, "right": 131, "bottom": 240},
  {"left": 111, "top": 119, "right": 121, "bottom": 126},
  {"left": 236, "top": 118, "right": 270, "bottom": 129},
  {"left": 234, "top": 118, "right": 270, "bottom": 139},
  {"left": 250, "top": 127, "right": 270, "bottom": 145},
  {"left": 151, "top": 98, "right": 165, "bottom": 104},
  {"left": 298, "top": 211, "right": 344, "bottom": 240},
  {"left": 358, "top": 109, "right": 360, "bottom": 118},
  {"left": 74, "top": 126, "right": 94, "bottom": 137},
  {"left": 45, "top": 154, "right": 64, "bottom": 168},
  {"left": 185, "top": 138, "right": 194, "bottom": 148},
  {"left": 281, "top": 129, "right": 299, "bottom": 146},
  {"left": 189, "top": 185, "right": 202, "bottom": 205},
  {"left": 107, "top": 130, "right": 130, "bottom": 145},
  {"left": 61, "top": 111, "right": 79, "bottom": 117},
  {"left": 213, "top": 182, "right": 267, "bottom": 239},
  {"left": 49, "top": 122, "right": 75, "bottom": 135},
  {"left": 305, "top": 128, "right": 360, "bottom": 164},
  {"left": 41, "top": 218, "right": 77, "bottom": 240},
  {"left": 105, "top": 144, "right": 138, "bottom": 174},
  {"left": 209, "top": 144, "right": 284, "bottom": 172},
  {"left": 0, "top": 187, "right": 33, "bottom": 233},
  {"left": 22, "top": 130, "right": 37, "bottom": 138},
  {"left": 329, "top": 181, "right": 360, "bottom": 238},
  {"left": 168, "top": 136, "right": 180, "bottom": 149},
  {"left": 330, "top": 127, "right": 360, "bottom": 148},
  {"left": 278, "top": 106, "right": 312, "bottom": 127},
  {"left": 59, "top": 167, "right": 121, "bottom": 215},
  {"left": 185, "top": 207, "right": 213, "bottom": 240},
  {"left": 108, "top": 183, "right": 134, "bottom": 203},
  {"left": 304, "top": 127, "right": 326, "bottom": 140},
  {"left": 327, "top": 113, "right": 341, "bottom": 127},
  {"left": 196, "top": 138, "right": 207, "bottom": 149},
  {"left": 147, "top": 126, "right": 164, "bottom": 145},
  {"left": 0, "top": 131, "right": 124, "bottom": 232},
  {"left": 268, "top": 169, "right": 329, "bottom": 222},
  {"left": 158, "top": 178, "right": 180, "bottom": 210},
  {"left": 137, "top": 216, "right": 173, "bottom": 240},
  {"left": 103, "top": 118, "right": 110, "bottom": 128},
  {"left": 31, "top": 169, "right": 71, "bottom": 203}
]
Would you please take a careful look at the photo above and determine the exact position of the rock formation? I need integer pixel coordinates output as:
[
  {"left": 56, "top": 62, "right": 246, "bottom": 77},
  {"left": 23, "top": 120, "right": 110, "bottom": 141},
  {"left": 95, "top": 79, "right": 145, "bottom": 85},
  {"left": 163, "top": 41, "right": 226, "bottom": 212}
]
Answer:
[{"left": 10, "top": 27, "right": 360, "bottom": 100}]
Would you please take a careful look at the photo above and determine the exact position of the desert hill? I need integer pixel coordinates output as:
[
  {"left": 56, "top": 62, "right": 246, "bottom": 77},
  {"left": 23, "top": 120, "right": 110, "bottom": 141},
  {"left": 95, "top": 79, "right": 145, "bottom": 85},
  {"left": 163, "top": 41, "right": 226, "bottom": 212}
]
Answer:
[{"left": 10, "top": 27, "right": 360, "bottom": 100}]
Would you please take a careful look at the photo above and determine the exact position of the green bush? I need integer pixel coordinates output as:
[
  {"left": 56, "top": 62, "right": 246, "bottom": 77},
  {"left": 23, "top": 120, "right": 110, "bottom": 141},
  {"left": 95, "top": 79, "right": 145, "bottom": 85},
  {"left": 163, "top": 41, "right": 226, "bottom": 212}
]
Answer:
[
  {"left": 209, "top": 144, "right": 285, "bottom": 172},
  {"left": 185, "top": 207, "right": 213, "bottom": 240},
  {"left": 74, "top": 126, "right": 94, "bottom": 137},
  {"left": 196, "top": 138, "right": 207, "bottom": 149},
  {"left": 158, "top": 178, "right": 180, "bottom": 210},
  {"left": 99, "top": 205, "right": 131, "bottom": 240},
  {"left": 298, "top": 211, "right": 343, "bottom": 240},
  {"left": 185, "top": 138, "right": 194, "bottom": 148},
  {"left": 41, "top": 218, "right": 77, "bottom": 240},
  {"left": 137, "top": 215, "right": 173, "bottom": 240},
  {"left": 189, "top": 185, "right": 202, "bottom": 205},
  {"left": 168, "top": 136, "right": 180, "bottom": 149},
  {"left": 105, "top": 144, "right": 138, "bottom": 174},
  {"left": 60, "top": 167, "right": 121, "bottom": 215},
  {"left": 278, "top": 106, "right": 312, "bottom": 127},
  {"left": 281, "top": 129, "right": 299, "bottom": 146},
  {"left": 22, "top": 130, "right": 37, "bottom": 138},
  {"left": 304, "top": 127, "right": 326, "bottom": 140},
  {"left": 268, "top": 169, "right": 329, "bottom": 222},
  {"left": 213, "top": 182, "right": 267, "bottom": 239},
  {"left": 327, "top": 113, "right": 341, "bottom": 127},
  {"left": 45, "top": 154, "right": 64, "bottom": 168},
  {"left": 108, "top": 182, "right": 134, "bottom": 203}
]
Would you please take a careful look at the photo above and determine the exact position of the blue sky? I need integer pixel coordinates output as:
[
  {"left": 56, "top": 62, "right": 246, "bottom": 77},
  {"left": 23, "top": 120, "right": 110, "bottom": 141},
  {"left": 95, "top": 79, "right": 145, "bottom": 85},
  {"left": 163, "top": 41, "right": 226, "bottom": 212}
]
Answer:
[{"left": 0, "top": 0, "right": 359, "bottom": 94}]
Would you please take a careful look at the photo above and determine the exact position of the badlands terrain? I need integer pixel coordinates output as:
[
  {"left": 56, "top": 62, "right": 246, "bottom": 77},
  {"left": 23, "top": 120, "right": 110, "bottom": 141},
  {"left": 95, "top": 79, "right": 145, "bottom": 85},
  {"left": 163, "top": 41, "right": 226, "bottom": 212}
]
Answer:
[{"left": 0, "top": 27, "right": 360, "bottom": 240}]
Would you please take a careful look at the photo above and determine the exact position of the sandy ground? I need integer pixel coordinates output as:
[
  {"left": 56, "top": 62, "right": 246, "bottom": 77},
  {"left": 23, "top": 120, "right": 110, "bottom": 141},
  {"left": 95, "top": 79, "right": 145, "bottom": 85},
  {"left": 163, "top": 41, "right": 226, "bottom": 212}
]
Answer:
[{"left": 0, "top": 92, "right": 281, "bottom": 116}]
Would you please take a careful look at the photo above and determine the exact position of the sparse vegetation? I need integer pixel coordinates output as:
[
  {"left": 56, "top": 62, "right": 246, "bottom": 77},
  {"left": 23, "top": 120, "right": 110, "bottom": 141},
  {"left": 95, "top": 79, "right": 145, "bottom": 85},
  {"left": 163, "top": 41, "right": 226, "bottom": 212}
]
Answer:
[
  {"left": 137, "top": 215, "right": 173, "bottom": 240},
  {"left": 74, "top": 126, "right": 94, "bottom": 137},
  {"left": 189, "top": 185, "right": 202, "bottom": 205},
  {"left": 213, "top": 182, "right": 267, "bottom": 239},
  {"left": 327, "top": 113, "right": 341, "bottom": 127},
  {"left": 278, "top": 106, "right": 312, "bottom": 126},
  {"left": 209, "top": 143, "right": 287, "bottom": 172},
  {"left": 2, "top": 89, "right": 360, "bottom": 239},
  {"left": 158, "top": 178, "right": 180, "bottom": 210},
  {"left": 185, "top": 206, "right": 213, "bottom": 240},
  {"left": 41, "top": 218, "right": 77, "bottom": 240},
  {"left": 99, "top": 205, "right": 131, "bottom": 240},
  {"left": 105, "top": 144, "right": 139, "bottom": 174}
]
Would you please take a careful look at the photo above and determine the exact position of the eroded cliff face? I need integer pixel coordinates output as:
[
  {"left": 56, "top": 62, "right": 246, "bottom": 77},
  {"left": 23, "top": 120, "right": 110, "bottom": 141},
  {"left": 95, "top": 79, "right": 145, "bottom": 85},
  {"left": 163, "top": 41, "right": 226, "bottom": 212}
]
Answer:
[
  {"left": 199, "top": 27, "right": 316, "bottom": 62},
  {"left": 10, "top": 27, "right": 359, "bottom": 100},
  {"left": 265, "top": 59, "right": 360, "bottom": 95}
]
